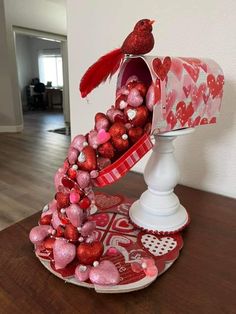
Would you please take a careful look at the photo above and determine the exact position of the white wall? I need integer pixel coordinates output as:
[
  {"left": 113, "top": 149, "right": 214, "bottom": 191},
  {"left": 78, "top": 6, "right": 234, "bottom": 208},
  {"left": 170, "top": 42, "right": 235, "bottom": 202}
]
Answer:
[
  {"left": 0, "top": 0, "right": 66, "bottom": 131},
  {"left": 0, "top": 0, "right": 19, "bottom": 131},
  {"left": 67, "top": 0, "right": 236, "bottom": 198},
  {"left": 15, "top": 35, "right": 33, "bottom": 107}
]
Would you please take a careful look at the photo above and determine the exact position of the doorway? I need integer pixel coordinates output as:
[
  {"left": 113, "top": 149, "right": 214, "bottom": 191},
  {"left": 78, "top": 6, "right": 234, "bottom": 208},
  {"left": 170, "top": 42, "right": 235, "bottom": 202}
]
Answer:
[{"left": 13, "top": 27, "right": 70, "bottom": 135}]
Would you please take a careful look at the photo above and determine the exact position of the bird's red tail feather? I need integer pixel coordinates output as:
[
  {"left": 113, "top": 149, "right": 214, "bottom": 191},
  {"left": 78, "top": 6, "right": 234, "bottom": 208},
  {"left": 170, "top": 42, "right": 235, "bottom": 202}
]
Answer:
[{"left": 80, "top": 48, "right": 124, "bottom": 98}]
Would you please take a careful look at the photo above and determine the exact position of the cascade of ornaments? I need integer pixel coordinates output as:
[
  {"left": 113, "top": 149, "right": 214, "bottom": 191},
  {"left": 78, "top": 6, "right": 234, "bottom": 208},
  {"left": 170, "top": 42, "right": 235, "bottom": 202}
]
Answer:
[{"left": 29, "top": 75, "right": 156, "bottom": 285}]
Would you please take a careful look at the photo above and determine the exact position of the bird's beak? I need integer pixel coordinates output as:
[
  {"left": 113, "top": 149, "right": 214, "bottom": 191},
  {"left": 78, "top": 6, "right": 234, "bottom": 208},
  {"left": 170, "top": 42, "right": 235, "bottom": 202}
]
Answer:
[{"left": 149, "top": 20, "right": 155, "bottom": 25}]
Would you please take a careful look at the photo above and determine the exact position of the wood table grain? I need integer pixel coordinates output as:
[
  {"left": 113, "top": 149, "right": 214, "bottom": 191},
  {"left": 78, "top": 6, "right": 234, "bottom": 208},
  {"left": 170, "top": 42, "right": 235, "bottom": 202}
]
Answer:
[{"left": 0, "top": 172, "right": 235, "bottom": 314}]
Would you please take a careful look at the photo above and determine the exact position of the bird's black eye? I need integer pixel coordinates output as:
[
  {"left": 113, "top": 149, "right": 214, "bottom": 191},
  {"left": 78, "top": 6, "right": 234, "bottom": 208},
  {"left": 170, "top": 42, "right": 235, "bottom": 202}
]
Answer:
[{"left": 140, "top": 21, "right": 144, "bottom": 25}]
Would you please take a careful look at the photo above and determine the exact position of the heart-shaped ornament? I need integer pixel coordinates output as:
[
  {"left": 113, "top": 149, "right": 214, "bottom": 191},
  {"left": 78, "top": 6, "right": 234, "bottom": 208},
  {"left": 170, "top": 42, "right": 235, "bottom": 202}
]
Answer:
[
  {"left": 71, "top": 135, "right": 87, "bottom": 152},
  {"left": 97, "top": 129, "right": 111, "bottom": 145},
  {"left": 53, "top": 238, "right": 76, "bottom": 270},
  {"left": 76, "top": 170, "right": 90, "bottom": 189},
  {"left": 89, "top": 260, "right": 120, "bottom": 286},
  {"left": 77, "top": 146, "right": 97, "bottom": 172},
  {"left": 66, "top": 204, "right": 84, "bottom": 227},
  {"left": 68, "top": 148, "right": 79, "bottom": 165},
  {"left": 127, "top": 88, "right": 143, "bottom": 107},
  {"left": 29, "top": 225, "right": 53, "bottom": 245},
  {"left": 75, "top": 264, "right": 91, "bottom": 282},
  {"left": 125, "top": 105, "right": 149, "bottom": 127},
  {"left": 80, "top": 221, "right": 96, "bottom": 237}
]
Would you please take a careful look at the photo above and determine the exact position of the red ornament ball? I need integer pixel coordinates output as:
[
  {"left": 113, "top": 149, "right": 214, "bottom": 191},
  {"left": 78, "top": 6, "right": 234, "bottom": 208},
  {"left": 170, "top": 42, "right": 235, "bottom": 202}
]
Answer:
[{"left": 77, "top": 241, "right": 104, "bottom": 265}]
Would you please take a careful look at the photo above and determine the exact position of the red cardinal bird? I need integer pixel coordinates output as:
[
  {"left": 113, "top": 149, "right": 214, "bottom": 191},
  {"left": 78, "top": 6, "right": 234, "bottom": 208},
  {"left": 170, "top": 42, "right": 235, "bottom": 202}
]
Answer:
[{"left": 80, "top": 19, "right": 155, "bottom": 98}]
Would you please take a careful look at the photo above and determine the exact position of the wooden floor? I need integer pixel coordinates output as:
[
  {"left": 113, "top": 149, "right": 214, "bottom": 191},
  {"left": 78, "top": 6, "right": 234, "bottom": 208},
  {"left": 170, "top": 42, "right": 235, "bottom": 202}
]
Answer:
[{"left": 0, "top": 110, "right": 70, "bottom": 230}]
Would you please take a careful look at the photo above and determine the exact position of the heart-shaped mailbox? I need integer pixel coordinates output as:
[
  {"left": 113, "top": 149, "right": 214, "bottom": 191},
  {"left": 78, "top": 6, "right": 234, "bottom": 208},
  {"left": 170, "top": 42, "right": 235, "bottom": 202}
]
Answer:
[{"left": 94, "top": 56, "right": 224, "bottom": 187}]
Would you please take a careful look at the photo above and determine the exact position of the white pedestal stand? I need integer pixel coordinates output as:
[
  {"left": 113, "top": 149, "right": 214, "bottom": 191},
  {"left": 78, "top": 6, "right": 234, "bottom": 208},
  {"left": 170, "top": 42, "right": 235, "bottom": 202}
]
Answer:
[{"left": 129, "top": 128, "right": 195, "bottom": 233}]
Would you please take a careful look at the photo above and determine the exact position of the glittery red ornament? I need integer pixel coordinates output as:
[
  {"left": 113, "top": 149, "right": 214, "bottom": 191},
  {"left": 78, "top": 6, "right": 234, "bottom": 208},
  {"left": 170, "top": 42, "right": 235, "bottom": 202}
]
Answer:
[
  {"left": 56, "top": 226, "right": 65, "bottom": 237},
  {"left": 109, "top": 122, "right": 126, "bottom": 138},
  {"left": 39, "top": 214, "right": 52, "bottom": 225},
  {"left": 55, "top": 192, "right": 70, "bottom": 209},
  {"left": 79, "top": 196, "right": 91, "bottom": 210},
  {"left": 62, "top": 176, "right": 75, "bottom": 189},
  {"left": 97, "top": 141, "right": 115, "bottom": 159},
  {"left": 95, "top": 112, "right": 107, "bottom": 123},
  {"left": 112, "top": 136, "right": 129, "bottom": 152},
  {"left": 77, "top": 241, "right": 104, "bottom": 265},
  {"left": 77, "top": 146, "right": 97, "bottom": 172},
  {"left": 58, "top": 211, "right": 70, "bottom": 225},
  {"left": 67, "top": 167, "right": 77, "bottom": 180},
  {"left": 125, "top": 105, "right": 149, "bottom": 127},
  {"left": 43, "top": 237, "right": 55, "bottom": 251},
  {"left": 130, "top": 82, "right": 148, "bottom": 97},
  {"left": 64, "top": 224, "right": 79, "bottom": 242},
  {"left": 128, "top": 127, "right": 144, "bottom": 143}
]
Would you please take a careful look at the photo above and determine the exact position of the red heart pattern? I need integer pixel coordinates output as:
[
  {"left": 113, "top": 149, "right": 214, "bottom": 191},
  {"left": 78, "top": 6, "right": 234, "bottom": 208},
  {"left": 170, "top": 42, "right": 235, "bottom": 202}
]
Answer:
[
  {"left": 176, "top": 101, "right": 194, "bottom": 126},
  {"left": 152, "top": 57, "right": 171, "bottom": 81},
  {"left": 183, "top": 63, "right": 200, "bottom": 82},
  {"left": 207, "top": 74, "right": 224, "bottom": 99},
  {"left": 95, "top": 193, "right": 123, "bottom": 210}
]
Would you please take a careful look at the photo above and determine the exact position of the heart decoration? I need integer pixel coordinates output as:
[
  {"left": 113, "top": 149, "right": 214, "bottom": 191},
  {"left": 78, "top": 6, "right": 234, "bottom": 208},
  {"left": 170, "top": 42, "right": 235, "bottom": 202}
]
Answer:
[
  {"left": 89, "top": 260, "right": 120, "bottom": 285},
  {"left": 170, "top": 58, "right": 183, "bottom": 81},
  {"left": 191, "top": 83, "right": 206, "bottom": 110},
  {"left": 166, "top": 111, "right": 177, "bottom": 129},
  {"left": 138, "top": 232, "right": 183, "bottom": 262},
  {"left": 105, "top": 234, "right": 133, "bottom": 248},
  {"left": 97, "top": 129, "right": 111, "bottom": 145},
  {"left": 29, "top": 225, "right": 53, "bottom": 245},
  {"left": 176, "top": 101, "right": 194, "bottom": 126},
  {"left": 112, "top": 217, "right": 135, "bottom": 233},
  {"left": 68, "top": 148, "right": 79, "bottom": 165},
  {"left": 165, "top": 89, "right": 177, "bottom": 117},
  {"left": 66, "top": 204, "right": 83, "bottom": 228},
  {"left": 89, "top": 213, "right": 110, "bottom": 228},
  {"left": 80, "top": 221, "right": 96, "bottom": 237},
  {"left": 71, "top": 134, "right": 87, "bottom": 152},
  {"left": 53, "top": 238, "right": 76, "bottom": 270},
  {"left": 207, "top": 74, "right": 224, "bottom": 99},
  {"left": 76, "top": 170, "right": 90, "bottom": 189},
  {"left": 95, "top": 193, "right": 123, "bottom": 210},
  {"left": 183, "top": 63, "right": 200, "bottom": 82},
  {"left": 77, "top": 146, "right": 97, "bottom": 172},
  {"left": 75, "top": 264, "right": 92, "bottom": 282},
  {"left": 152, "top": 57, "right": 171, "bottom": 81},
  {"left": 127, "top": 88, "right": 143, "bottom": 107}
]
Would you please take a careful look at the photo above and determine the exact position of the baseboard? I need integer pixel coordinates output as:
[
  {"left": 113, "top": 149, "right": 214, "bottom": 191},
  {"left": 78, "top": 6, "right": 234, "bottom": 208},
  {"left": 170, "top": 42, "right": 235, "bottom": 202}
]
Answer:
[{"left": 0, "top": 124, "right": 23, "bottom": 133}]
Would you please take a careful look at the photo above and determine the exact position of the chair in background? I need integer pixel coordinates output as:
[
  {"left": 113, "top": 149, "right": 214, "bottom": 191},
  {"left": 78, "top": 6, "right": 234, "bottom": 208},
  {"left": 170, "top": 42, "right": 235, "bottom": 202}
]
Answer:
[{"left": 33, "top": 82, "right": 46, "bottom": 109}]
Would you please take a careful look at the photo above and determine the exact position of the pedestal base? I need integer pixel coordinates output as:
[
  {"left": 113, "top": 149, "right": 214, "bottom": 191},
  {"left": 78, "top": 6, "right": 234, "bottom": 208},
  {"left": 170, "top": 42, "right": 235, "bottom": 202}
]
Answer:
[
  {"left": 129, "top": 200, "right": 190, "bottom": 234},
  {"left": 129, "top": 128, "right": 194, "bottom": 234}
]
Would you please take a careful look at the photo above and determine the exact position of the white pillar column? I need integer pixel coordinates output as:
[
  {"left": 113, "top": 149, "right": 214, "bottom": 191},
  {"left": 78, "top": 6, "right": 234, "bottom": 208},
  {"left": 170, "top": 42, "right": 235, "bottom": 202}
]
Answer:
[{"left": 129, "top": 128, "right": 194, "bottom": 233}]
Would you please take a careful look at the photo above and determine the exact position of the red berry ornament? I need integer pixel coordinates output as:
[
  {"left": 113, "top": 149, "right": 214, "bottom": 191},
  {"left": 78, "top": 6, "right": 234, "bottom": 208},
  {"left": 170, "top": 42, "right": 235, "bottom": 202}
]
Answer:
[{"left": 77, "top": 241, "right": 104, "bottom": 265}]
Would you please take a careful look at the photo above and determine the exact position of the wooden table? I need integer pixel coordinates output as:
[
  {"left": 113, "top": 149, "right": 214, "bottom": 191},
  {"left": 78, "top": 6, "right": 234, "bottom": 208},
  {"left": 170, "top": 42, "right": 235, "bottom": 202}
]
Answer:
[{"left": 0, "top": 172, "right": 235, "bottom": 314}]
